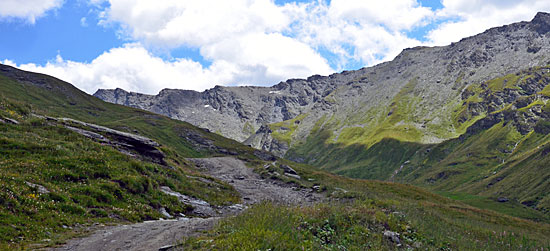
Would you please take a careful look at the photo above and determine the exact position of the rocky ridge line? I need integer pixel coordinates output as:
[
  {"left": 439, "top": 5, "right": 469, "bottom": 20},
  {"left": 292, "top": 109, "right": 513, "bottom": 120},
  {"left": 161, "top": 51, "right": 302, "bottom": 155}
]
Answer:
[{"left": 94, "top": 12, "right": 550, "bottom": 159}]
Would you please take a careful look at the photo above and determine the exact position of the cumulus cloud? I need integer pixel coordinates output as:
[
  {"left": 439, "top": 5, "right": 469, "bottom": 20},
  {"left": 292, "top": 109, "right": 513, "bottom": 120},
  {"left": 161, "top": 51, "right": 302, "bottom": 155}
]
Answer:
[
  {"left": 3, "top": 42, "right": 331, "bottom": 95},
  {"left": 99, "top": 0, "right": 433, "bottom": 68},
  {"left": 0, "top": 0, "right": 64, "bottom": 23},
  {"left": 289, "top": 0, "right": 430, "bottom": 68},
  {"left": 427, "top": 0, "right": 550, "bottom": 45},
  {"left": 101, "top": 0, "right": 292, "bottom": 48}
]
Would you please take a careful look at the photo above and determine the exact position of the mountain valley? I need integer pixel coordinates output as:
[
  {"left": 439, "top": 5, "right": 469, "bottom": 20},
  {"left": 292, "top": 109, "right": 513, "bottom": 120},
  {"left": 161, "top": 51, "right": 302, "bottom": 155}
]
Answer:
[
  {"left": 2, "top": 11, "right": 550, "bottom": 251},
  {"left": 95, "top": 13, "right": 550, "bottom": 217}
]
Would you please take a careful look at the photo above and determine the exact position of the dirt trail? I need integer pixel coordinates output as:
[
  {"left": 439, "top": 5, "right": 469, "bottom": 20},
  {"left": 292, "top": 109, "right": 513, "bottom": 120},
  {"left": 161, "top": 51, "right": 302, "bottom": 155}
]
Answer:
[
  {"left": 51, "top": 157, "right": 322, "bottom": 251},
  {"left": 53, "top": 218, "right": 217, "bottom": 251},
  {"left": 189, "top": 157, "right": 323, "bottom": 205}
]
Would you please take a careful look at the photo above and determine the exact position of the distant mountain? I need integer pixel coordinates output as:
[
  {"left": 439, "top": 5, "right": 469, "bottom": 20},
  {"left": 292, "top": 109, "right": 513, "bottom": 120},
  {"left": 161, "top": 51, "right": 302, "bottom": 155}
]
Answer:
[{"left": 95, "top": 12, "right": 550, "bottom": 213}]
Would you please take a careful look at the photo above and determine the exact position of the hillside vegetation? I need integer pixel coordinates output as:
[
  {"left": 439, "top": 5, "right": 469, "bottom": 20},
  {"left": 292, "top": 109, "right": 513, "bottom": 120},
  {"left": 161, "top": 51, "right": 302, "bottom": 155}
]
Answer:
[
  {"left": 1, "top": 65, "right": 550, "bottom": 250},
  {"left": 280, "top": 67, "right": 550, "bottom": 219},
  {"left": 0, "top": 66, "right": 252, "bottom": 248}
]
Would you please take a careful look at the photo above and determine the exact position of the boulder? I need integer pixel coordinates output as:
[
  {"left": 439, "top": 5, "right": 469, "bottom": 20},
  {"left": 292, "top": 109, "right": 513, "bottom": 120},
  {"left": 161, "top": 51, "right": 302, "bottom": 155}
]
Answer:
[
  {"left": 4, "top": 118, "right": 19, "bottom": 125},
  {"left": 25, "top": 181, "right": 50, "bottom": 194},
  {"left": 383, "top": 230, "right": 401, "bottom": 245},
  {"left": 280, "top": 164, "right": 298, "bottom": 175},
  {"left": 47, "top": 116, "right": 166, "bottom": 165}
]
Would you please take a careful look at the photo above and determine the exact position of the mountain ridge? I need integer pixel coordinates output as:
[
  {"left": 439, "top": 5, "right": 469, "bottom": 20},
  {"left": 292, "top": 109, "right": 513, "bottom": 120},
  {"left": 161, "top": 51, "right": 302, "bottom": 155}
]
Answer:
[{"left": 95, "top": 12, "right": 550, "bottom": 153}]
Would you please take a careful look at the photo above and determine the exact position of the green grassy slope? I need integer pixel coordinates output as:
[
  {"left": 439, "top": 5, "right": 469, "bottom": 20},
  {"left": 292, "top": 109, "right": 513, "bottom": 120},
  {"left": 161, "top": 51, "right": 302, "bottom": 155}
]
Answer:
[
  {"left": 283, "top": 67, "right": 550, "bottom": 221},
  {"left": 0, "top": 65, "right": 255, "bottom": 248},
  {"left": 0, "top": 68, "right": 254, "bottom": 159},
  {"left": 181, "top": 162, "right": 550, "bottom": 250}
]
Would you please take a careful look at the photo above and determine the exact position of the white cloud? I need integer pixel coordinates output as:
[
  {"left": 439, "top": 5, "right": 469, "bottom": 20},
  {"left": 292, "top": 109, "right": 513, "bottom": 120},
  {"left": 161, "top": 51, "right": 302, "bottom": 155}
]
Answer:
[
  {"left": 0, "top": 0, "right": 64, "bottom": 23},
  {"left": 427, "top": 0, "right": 550, "bottom": 45},
  {"left": 97, "top": 0, "right": 434, "bottom": 69},
  {"left": 288, "top": 0, "right": 430, "bottom": 67},
  {"left": 3, "top": 42, "right": 331, "bottom": 95},
  {"left": 101, "top": 0, "right": 292, "bottom": 48},
  {"left": 327, "top": 0, "right": 432, "bottom": 31},
  {"left": 200, "top": 33, "right": 332, "bottom": 82},
  {"left": 80, "top": 17, "right": 88, "bottom": 27}
]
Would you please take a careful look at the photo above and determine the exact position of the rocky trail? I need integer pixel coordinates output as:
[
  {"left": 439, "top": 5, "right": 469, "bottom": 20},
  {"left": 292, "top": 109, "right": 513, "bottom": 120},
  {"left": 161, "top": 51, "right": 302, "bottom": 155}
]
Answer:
[{"left": 50, "top": 157, "right": 323, "bottom": 251}]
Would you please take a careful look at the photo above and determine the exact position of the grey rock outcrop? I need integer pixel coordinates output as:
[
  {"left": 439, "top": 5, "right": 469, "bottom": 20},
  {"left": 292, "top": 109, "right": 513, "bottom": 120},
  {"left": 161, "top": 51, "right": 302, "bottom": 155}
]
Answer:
[
  {"left": 383, "top": 230, "right": 401, "bottom": 245},
  {"left": 95, "top": 13, "right": 550, "bottom": 158},
  {"left": 44, "top": 116, "right": 166, "bottom": 165},
  {"left": 25, "top": 182, "right": 50, "bottom": 194},
  {"left": 0, "top": 117, "right": 20, "bottom": 125}
]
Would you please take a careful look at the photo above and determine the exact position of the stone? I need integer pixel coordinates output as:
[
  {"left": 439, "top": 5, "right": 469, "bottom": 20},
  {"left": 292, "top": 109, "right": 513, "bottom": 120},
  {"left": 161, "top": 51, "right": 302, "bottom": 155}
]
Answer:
[
  {"left": 159, "top": 207, "right": 172, "bottom": 219},
  {"left": 253, "top": 150, "right": 277, "bottom": 161},
  {"left": 158, "top": 244, "right": 175, "bottom": 251},
  {"left": 47, "top": 117, "right": 166, "bottom": 165},
  {"left": 383, "top": 230, "right": 401, "bottom": 245},
  {"left": 4, "top": 118, "right": 19, "bottom": 125},
  {"left": 25, "top": 181, "right": 50, "bottom": 194},
  {"left": 280, "top": 164, "right": 298, "bottom": 175},
  {"left": 497, "top": 197, "right": 509, "bottom": 202},
  {"left": 284, "top": 173, "right": 301, "bottom": 180}
]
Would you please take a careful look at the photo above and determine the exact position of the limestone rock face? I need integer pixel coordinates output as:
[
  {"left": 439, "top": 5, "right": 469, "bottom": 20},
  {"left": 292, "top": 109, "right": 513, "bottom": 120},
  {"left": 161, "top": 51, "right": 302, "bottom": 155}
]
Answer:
[{"left": 94, "top": 13, "right": 550, "bottom": 157}]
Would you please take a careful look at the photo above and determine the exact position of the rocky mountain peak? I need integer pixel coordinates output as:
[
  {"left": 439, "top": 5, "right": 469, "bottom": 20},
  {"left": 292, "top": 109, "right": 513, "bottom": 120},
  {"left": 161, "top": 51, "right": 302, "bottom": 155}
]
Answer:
[{"left": 530, "top": 11, "right": 550, "bottom": 34}]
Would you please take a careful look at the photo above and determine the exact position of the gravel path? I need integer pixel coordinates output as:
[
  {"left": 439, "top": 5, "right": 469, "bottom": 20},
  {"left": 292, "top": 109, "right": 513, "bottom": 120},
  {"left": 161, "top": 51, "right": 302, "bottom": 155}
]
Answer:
[
  {"left": 51, "top": 157, "right": 322, "bottom": 251},
  {"left": 53, "top": 218, "right": 218, "bottom": 251},
  {"left": 188, "top": 157, "right": 323, "bottom": 205}
]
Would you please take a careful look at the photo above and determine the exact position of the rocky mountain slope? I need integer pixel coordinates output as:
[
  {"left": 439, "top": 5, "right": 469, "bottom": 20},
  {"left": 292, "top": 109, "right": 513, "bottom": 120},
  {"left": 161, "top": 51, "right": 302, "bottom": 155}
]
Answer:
[
  {"left": 95, "top": 13, "right": 550, "bottom": 213},
  {"left": 96, "top": 12, "right": 550, "bottom": 154}
]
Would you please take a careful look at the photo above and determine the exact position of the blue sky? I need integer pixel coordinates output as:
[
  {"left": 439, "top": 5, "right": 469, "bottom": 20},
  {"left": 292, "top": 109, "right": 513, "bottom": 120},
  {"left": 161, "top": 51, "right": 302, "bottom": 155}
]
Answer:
[
  {"left": 1, "top": 0, "right": 442, "bottom": 66},
  {"left": 0, "top": 0, "right": 548, "bottom": 94}
]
